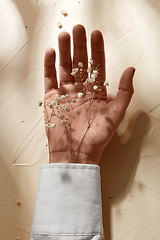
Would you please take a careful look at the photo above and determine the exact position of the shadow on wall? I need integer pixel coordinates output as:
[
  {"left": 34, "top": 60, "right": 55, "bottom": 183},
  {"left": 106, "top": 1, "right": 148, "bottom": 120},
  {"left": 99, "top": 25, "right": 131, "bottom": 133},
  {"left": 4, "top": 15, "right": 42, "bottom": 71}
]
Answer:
[{"left": 100, "top": 111, "right": 150, "bottom": 240}]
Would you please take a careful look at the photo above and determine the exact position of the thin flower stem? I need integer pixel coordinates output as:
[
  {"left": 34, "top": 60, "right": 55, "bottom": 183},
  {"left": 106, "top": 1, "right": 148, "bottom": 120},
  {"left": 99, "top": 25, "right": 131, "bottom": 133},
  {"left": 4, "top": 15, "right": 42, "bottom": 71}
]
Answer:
[{"left": 68, "top": 123, "right": 91, "bottom": 163}]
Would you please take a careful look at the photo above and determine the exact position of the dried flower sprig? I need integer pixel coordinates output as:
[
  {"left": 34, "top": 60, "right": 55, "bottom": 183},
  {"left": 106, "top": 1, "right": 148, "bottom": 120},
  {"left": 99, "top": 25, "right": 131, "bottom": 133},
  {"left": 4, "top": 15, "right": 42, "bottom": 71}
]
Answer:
[{"left": 45, "top": 58, "right": 108, "bottom": 163}]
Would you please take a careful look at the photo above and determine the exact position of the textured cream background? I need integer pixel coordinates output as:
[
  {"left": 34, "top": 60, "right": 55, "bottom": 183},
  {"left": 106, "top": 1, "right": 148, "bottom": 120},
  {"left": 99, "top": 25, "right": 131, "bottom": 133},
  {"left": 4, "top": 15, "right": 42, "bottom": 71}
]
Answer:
[{"left": 0, "top": 0, "right": 160, "bottom": 239}]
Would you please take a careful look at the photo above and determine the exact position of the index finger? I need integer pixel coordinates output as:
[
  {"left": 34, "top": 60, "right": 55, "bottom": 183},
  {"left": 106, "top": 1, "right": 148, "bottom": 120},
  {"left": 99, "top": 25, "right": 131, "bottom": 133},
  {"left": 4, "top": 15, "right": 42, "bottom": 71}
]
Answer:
[{"left": 44, "top": 48, "right": 58, "bottom": 94}]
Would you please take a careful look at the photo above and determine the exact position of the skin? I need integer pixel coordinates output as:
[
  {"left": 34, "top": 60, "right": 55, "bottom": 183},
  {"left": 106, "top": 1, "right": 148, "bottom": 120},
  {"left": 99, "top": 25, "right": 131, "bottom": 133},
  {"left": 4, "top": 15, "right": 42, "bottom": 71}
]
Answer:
[{"left": 44, "top": 24, "right": 135, "bottom": 165}]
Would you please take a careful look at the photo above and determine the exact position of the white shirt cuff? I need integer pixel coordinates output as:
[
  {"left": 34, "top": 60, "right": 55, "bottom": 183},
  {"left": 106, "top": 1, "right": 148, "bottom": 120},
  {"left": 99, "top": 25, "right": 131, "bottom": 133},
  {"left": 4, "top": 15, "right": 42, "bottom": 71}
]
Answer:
[{"left": 30, "top": 163, "right": 104, "bottom": 240}]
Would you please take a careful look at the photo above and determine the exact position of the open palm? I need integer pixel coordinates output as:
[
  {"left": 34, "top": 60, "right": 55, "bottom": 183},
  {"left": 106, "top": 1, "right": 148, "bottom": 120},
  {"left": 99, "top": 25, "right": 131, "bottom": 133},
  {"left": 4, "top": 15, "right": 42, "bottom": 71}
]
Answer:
[{"left": 44, "top": 25, "right": 135, "bottom": 164}]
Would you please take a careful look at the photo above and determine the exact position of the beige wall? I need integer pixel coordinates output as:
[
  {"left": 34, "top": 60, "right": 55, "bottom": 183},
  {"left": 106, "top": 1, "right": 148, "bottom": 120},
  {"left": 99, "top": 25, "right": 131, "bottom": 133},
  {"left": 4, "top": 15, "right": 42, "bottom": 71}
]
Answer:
[{"left": 0, "top": 0, "right": 160, "bottom": 239}]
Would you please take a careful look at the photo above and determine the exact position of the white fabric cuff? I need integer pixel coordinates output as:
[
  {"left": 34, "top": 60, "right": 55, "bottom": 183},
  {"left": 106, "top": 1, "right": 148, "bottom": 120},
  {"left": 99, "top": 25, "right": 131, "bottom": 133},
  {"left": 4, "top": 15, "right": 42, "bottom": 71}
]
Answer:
[{"left": 30, "top": 163, "right": 104, "bottom": 240}]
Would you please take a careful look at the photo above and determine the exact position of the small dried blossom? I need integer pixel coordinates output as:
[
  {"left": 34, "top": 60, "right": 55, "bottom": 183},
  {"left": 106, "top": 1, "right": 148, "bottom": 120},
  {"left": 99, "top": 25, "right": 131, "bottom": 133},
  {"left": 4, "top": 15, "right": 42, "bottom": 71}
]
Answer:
[
  {"left": 93, "top": 85, "right": 98, "bottom": 90},
  {"left": 87, "top": 67, "right": 92, "bottom": 73},
  {"left": 103, "top": 80, "right": 109, "bottom": 86},
  {"left": 49, "top": 101, "right": 56, "bottom": 108},
  {"left": 38, "top": 100, "right": 43, "bottom": 106},
  {"left": 88, "top": 77, "right": 95, "bottom": 83},
  {"left": 66, "top": 94, "right": 69, "bottom": 98},
  {"left": 71, "top": 71, "right": 76, "bottom": 76},
  {"left": 78, "top": 92, "right": 84, "bottom": 98},
  {"left": 61, "top": 10, "right": 68, "bottom": 17},
  {"left": 57, "top": 22, "right": 62, "bottom": 28},
  {"left": 51, "top": 111, "right": 56, "bottom": 117},
  {"left": 71, "top": 99, "right": 76, "bottom": 103},
  {"left": 78, "top": 62, "right": 83, "bottom": 68},
  {"left": 59, "top": 114, "right": 64, "bottom": 119},
  {"left": 88, "top": 58, "right": 93, "bottom": 65},
  {"left": 55, "top": 94, "right": 61, "bottom": 102},
  {"left": 61, "top": 95, "right": 66, "bottom": 100},
  {"left": 45, "top": 122, "right": 56, "bottom": 128},
  {"left": 61, "top": 120, "right": 67, "bottom": 125},
  {"left": 61, "top": 105, "right": 67, "bottom": 111}
]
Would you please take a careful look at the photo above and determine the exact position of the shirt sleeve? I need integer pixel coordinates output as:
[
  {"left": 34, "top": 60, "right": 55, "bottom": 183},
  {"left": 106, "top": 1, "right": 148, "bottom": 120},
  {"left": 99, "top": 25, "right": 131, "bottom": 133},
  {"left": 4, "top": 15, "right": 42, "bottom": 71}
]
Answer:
[{"left": 30, "top": 163, "right": 104, "bottom": 240}]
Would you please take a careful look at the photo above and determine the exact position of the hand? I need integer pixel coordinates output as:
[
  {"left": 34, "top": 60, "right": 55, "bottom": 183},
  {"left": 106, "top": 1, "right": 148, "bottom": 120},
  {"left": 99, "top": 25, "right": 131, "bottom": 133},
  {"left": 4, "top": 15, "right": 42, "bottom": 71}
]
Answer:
[{"left": 44, "top": 24, "right": 135, "bottom": 165}]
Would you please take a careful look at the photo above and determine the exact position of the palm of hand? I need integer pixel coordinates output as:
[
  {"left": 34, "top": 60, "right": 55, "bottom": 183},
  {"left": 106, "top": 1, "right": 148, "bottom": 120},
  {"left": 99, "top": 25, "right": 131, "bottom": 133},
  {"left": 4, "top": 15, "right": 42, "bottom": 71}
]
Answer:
[{"left": 44, "top": 25, "right": 135, "bottom": 164}]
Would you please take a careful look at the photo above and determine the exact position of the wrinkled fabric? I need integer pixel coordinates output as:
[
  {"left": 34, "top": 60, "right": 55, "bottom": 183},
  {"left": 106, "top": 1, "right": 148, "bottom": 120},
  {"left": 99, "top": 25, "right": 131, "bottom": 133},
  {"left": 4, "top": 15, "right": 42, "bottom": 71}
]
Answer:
[{"left": 30, "top": 163, "right": 104, "bottom": 240}]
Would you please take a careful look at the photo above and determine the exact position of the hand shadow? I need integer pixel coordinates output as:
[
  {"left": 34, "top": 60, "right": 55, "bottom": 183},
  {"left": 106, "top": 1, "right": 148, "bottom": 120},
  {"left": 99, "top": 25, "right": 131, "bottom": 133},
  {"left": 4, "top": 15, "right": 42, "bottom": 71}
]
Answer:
[{"left": 100, "top": 111, "right": 150, "bottom": 240}]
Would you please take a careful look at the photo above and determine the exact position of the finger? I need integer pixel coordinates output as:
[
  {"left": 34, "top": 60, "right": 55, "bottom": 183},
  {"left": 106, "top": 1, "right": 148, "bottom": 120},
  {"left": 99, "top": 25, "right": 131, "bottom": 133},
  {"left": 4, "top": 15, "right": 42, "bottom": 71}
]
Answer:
[
  {"left": 73, "top": 24, "right": 88, "bottom": 81},
  {"left": 91, "top": 30, "right": 105, "bottom": 84},
  {"left": 58, "top": 31, "right": 72, "bottom": 86},
  {"left": 110, "top": 67, "right": 136, "bottom": 120},
  {"left": 44, "top": 48, "right": 58, "bottom": 93}
]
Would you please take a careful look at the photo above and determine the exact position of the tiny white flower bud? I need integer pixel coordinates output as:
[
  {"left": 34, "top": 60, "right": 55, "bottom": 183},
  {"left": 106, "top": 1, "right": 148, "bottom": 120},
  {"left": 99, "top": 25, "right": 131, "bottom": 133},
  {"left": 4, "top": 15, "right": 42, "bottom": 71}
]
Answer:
[
  {"left": 59, "top": 114, "right": 64, "bottom": 119},
  {"left": 61, "top": 120, "right": 67, "bottom": 125},
  {"left": 103, "top": 80, "right": 109, "bottom": 86},
  {"left": 61, "top": 105, "right": 67, "bottom": 111},
  {"left": 78, "top": 62, "right": 83, "bottom": 68},
  {"left": 87, "top": 67, "right": 92, "bottom": 73},
  {"left": 72, "top": 68, "right": 79, "bottom": 73},
  {"left": 71, "top": 72, "right": 76, "bottom": 76},
  {"left": 89, "top": 77, "right": 95, "bottom": 83},
  {"left": 55, "top": 94, "right": 61, "bottom": 102},
  {"left": 88, "top": 58, "right": 93, "bottom": 65},
  {"left": 61, "top": 95, "right": 66, "bottom": 99},
  {"left": 50, "top": 123, "right": 56, "bottom": 128},
  {"left": 50, "top": 111, "right": 56, "bottom": 117},
  {"left": 66, "top": 94, "right": 69, "bottom": 98},
  {"left": 78, "top": 92, "right": 84, "bottom": 98},
  {"left": 57, "top": 22, "right": 62, "bottom": 28},
  {"left": 93, "top": 85, "right": 98, "bottom": 90},
  {"left": 49, "top": 101, "right": 56, "bottom": 108},
  {"left": 38, "top": 101, "right": 43, "bottom": 106},
  {"left": 61, "top": 9, "right": 68, "bottom": 17}
]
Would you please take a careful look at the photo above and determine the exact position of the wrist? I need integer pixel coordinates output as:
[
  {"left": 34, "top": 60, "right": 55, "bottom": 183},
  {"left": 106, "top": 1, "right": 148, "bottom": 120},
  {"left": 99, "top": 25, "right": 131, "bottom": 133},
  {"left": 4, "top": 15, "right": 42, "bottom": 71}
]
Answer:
[{"left": 49, "top": 151, "right": 100, "bottom": 165}]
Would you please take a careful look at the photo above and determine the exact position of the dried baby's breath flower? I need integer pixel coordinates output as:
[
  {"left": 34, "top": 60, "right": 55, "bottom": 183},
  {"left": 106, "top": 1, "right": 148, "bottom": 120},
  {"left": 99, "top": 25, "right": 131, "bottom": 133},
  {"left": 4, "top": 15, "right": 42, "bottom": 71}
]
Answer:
[
  {"left": 87, "top": 67, "right": 92, "bottom": 73},
  {"left": 61, "top": 95, "right": 66, "bottom": 100},
  {"left": 78, "top": 92, "right": 84, "bottom": 98},
  {"left": 103, "top": 80, "right": 109, "bottom": 86},
  {"left": 71, "top": 72, "right": 76, "bottom": 76},
  {"left": 51, "top": 123, "right": 56, "bottom": 128},
  {"left": 55, "top": 94, "right": 61, "bottom": 102},
  {"left": 88, "top": 77, "right": 95, "bottom": 83},
  {"left": 88, "top": 58, "right": 93, "bottom": 65},
  {"left": 61, "top": 120, "right": 67, "bottom": 125},
  {"left": 59, "top": 114, "right": 64, "bottom": 119},
  {"left": 66, "top": 94, "right": 69, "bottom": 98},
  {"left": 78, "top": 62, "right": 83, "bottom": 68},
  {"left": 61, "top": 105, "right": 67, "bottom": 111},
  {"left": 93, "top": 85, "right": 98, "bottom": 90},
  {"left": 61, "top": 10, "right": 68, "bottom": 17},
  {"left": 51, "top": 111, "right": 56, "bottom": 117},
  {"left": 49, "top": 101, "right": 56, "bottom": 108},
  {"left": 45, "top": 122, "right": 56, "bottom": 128},
  {"left": 72, "top": 68, "right": 79, "bottom": 73},
  {"left": 38, "top": 100, "right": 43, "bottom": 106},
  {"left": 57, "top": 22, "right": 62, "bottom": 28}
]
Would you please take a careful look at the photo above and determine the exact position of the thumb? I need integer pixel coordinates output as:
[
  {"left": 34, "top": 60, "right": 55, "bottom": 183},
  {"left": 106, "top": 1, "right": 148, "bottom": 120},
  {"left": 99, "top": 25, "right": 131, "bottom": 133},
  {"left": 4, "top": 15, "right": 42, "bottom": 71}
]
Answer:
[{"left": 110, "top": 67, "right": 136, "bottom": 119}]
